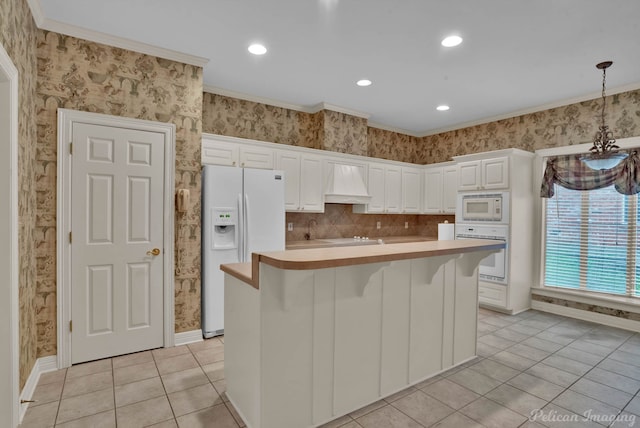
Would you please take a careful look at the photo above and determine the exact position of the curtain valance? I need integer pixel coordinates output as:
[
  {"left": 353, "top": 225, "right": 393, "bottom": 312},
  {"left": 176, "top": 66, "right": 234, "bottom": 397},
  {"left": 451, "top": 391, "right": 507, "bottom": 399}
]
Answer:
[{"left": 540, "top": 151, "right": 640, "bottom": 197}]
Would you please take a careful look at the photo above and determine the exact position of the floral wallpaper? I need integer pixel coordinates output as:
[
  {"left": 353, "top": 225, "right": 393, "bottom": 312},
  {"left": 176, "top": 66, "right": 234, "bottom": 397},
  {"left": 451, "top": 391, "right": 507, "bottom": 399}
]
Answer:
[
  {"left": 203, "top": 92, "right": 321, "bottom": 149},
  {"left": 0, "top": 0, "right": 39, "bottom": 390},
  {"left": 320, "top": 110, "right": 368, "bottom": 156},
  {"left": 36, "top": 31, "right": 204, "bottom": 357},
  {"left": 423, "top": 90, "right": 640, "bottom": 164},
  {"left": 368, "top": 127, "right": 424, "bottom": 164}
]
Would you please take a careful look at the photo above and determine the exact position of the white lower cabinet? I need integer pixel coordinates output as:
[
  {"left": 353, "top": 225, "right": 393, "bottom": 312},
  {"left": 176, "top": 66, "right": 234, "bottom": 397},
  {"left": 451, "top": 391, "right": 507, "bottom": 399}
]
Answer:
[
  {"left": 276, "top": 150, "right": 323, "bottom": 212},
  {"left": 478, "top": 281, "right": 508, "bottom": 308}
]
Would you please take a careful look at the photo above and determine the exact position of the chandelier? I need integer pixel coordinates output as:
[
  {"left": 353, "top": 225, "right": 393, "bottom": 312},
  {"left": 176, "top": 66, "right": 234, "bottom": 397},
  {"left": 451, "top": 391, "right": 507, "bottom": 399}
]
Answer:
[{"left": 580, "top": 61, "right": 627, "bottom": 170}]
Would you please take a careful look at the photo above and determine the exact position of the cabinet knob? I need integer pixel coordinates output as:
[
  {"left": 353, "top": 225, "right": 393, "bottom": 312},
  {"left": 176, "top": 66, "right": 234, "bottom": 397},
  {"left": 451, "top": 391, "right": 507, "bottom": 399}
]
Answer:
[
  {"left": 241, "top": 162, "right": 245, "bottom": 167},
  {"left": 232, "top": 161, "right": 236, "bottom": 166},
  {"left": 301, "top": 207, "right": 304, "bottom": 210}
]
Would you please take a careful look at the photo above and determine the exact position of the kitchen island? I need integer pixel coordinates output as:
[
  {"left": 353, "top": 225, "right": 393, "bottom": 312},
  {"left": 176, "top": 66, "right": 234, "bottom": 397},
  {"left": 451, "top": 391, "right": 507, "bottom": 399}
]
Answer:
[{"left": 221, "top": 240, "right": 504, "bottom": 428}]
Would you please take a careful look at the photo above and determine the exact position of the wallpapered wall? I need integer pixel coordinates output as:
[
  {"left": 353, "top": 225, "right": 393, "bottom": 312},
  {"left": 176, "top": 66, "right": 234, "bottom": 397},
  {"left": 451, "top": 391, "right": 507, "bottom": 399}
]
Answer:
[
  {"left": 423, "top": 90, "right": 640, "bottom": 163},
  {"left": 0, "top": 0, "right": 39, "bottom": 390},
  {"left": 35, "top": 32, "right": 204, "bottom": 358}
]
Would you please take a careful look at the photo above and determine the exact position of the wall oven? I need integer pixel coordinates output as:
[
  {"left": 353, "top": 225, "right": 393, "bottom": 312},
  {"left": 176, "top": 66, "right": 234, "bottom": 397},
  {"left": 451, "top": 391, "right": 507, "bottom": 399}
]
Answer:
[
  {"left": 456, "top": 191, "right": 509, "bottom": 224},
  {"left": 455, "top": 224, "right": 508, "bottom": 284}
]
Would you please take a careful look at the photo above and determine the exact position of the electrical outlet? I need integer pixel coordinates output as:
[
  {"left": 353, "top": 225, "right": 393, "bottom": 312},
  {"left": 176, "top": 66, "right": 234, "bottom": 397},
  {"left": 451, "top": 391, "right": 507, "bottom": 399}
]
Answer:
[
  {"left": 405, "top": 221, "right": 409, "bottom": 229},
  {"left": 376, "top": 221, "right": 381, "bottom": 230},
  {"left": 287, "top": 222, "right": 293, "bottom": 231}
]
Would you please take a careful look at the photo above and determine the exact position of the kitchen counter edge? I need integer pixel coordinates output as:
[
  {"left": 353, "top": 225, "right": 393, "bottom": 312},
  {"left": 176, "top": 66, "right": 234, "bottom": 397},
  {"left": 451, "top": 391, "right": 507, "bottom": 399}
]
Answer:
[{"left": 220, "top": 239, "right": 504, "bottom": 290}]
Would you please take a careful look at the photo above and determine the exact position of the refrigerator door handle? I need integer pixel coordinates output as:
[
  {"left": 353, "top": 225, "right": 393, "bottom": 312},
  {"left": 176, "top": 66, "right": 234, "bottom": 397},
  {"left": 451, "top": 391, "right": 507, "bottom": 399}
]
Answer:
[
  {"left": 237, "top": 193, "right": 244, "bottom": 262},
  {"left": 244, "top": 193, "right": 250, "bottom": 262}
]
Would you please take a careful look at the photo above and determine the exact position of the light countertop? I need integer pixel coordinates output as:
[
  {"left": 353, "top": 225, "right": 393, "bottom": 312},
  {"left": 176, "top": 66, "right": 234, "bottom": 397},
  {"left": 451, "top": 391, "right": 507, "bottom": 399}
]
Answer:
[
  {"left": 221, "top": 239, "right": 504, "bottom": 289},
  {"left": 285, "top": 235, "right": 436, "bottom": 250}
]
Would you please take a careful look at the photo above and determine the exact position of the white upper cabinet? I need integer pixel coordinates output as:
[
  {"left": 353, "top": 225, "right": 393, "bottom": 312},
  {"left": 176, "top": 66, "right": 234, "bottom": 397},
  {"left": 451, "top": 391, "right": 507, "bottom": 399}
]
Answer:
[
  {"left": 276, "top": 151, "right": 324, "bottom": 212},
  {"left": 423, "top": 167, "right": 444, "bottom": 214},
  {"left": 202, "top": 137, "right": 274, "bottom": 169},
  {"left": 276, "top": 151, "right": 301, "bottom": 211},
  {"left": 442, "top": 165, "right": 458, "bottom": 213},
  {"left": 402, "top": 167, "right": 422, "bottom": 213},
  {"left": 202, "top": 138, "right": 239, "bottom": 166},
  {"left": 423, "top": 163, "right": 458, "bottom": 214},
  {"left": 239, "top": 145, "right": 275, "bottom": 169},
  {"left": 482, "top": 157, "right": 509, "bottom": 189},
  {"left": 384, "top": 165, "right": 402, "bottom": 213},
  {"left": 457, "top": 156, "right": 509, "bottom": 191},
  {"left": 299, "top": 155, "right": 324, "bottom": 212},
  {"left": 355, "top": 163, "right": 401, "bottom": 214},
  {"left": 365, "top": 164, "right": 385, "bottom": 213}
]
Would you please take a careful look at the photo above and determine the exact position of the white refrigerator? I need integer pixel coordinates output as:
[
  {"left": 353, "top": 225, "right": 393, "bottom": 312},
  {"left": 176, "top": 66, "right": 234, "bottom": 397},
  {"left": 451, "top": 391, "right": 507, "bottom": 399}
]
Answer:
[{"left": 201, "top": 165, "right": 285, "bottom": 338}]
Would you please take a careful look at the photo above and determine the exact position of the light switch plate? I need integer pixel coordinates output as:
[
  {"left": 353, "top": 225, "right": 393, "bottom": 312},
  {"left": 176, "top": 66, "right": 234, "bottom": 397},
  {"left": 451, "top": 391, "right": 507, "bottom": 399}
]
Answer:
[
  {"left": 287, "top": 222, "right": 293, "bottom": 231},
  {"left": 405, "top": 222, "right": 409, "bottom": 229},
  {"left": 376, "top": 221, "right": 381, "bottom": 229}
]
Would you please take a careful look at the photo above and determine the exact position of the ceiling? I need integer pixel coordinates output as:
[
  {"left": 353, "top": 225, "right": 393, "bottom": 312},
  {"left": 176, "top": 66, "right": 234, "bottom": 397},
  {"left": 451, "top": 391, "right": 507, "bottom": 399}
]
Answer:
[{"left": 33, "top": 0, "right": 640, "bottom": 136}]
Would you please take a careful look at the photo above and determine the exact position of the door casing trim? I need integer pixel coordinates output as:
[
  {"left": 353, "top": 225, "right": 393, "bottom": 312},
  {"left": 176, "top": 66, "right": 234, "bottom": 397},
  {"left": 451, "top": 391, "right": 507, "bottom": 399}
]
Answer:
[
  {"left": 57, "top": 109, "right": 176, "bottom": 368},
  {"left": 0, "top": 39, "right": 20, "bottom": 427}
]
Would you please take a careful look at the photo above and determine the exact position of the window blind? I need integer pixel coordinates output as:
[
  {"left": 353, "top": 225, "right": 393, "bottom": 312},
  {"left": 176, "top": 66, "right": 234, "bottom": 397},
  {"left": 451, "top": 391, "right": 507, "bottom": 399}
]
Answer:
[{"left": 544, "top": 183, "right": 639, "bottom": 297}]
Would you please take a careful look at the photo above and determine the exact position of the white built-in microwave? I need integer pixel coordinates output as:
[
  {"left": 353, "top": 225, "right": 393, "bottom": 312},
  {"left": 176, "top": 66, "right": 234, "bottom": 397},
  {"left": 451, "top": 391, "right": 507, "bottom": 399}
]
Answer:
[{"left": 456, "top": 192, "right": 509, "bottom": 223}]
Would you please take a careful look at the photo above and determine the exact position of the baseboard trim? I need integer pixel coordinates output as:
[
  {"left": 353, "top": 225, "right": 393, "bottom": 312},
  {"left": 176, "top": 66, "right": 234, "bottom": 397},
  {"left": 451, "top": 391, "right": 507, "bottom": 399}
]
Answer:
[
  {"left": 19, "top": 356, "right": 58, "bottom": 422},
  {"left": 174, "top": 329, "right": 203, "bottom": 346},
  {"left": 532, "top": 301, "right": 640, "bottom": 333}
]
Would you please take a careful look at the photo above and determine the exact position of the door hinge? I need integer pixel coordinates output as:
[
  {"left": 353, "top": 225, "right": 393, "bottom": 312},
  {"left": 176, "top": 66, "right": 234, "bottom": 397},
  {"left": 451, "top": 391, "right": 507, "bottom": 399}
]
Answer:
[
  {"left": 69, "top": 231, "right": 72, "bottom": 243},
  {"left": 69, "top": 143, "right": 72, "bottom": 154},
  {"left": 69, "top": 320, "right": 72, "bottom": 332}
]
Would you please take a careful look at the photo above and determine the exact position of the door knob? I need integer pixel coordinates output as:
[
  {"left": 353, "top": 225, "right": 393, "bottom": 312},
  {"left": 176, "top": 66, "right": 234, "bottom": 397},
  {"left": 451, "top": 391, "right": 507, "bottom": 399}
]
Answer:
[{"left": 147, "top": 248, "right": 161, "bottom": 256}]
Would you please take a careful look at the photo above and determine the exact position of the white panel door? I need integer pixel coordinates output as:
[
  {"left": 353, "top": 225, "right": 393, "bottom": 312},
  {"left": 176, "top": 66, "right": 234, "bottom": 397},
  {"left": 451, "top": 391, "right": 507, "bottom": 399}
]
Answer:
[{"left": 71, "top": 123, "right": 165, "bottom": 364}]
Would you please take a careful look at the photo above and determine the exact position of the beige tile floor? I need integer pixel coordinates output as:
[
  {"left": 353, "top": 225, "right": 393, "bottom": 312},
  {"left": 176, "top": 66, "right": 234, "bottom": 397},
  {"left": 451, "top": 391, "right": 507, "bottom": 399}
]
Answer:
[{"left": 20, "top": 308, "right": 640, "bottom": 427}]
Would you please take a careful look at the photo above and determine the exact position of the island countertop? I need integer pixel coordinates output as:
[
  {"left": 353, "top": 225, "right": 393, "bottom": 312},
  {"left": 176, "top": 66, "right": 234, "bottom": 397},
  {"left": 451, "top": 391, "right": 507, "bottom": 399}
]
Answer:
[{"left": 221, "top": 239, "right": 504, "bottom": 289}]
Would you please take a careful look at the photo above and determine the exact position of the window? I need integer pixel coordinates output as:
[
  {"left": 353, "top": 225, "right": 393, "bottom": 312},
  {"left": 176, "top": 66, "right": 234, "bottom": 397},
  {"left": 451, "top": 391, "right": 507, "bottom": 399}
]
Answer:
[{"left": 544, "top": 183, "right": 639, "bottom": 297}]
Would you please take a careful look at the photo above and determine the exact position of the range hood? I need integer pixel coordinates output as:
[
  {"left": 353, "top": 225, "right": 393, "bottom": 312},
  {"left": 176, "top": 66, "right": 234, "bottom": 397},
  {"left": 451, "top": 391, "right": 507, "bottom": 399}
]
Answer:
[{"left": 324, "top": 164, "right": 371, "bottom": 204}]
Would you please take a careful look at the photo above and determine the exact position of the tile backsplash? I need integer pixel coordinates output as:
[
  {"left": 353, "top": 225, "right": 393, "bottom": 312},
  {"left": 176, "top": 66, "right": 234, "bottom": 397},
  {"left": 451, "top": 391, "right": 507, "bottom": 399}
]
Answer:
[{"left": 285, "top": 203, "right": 454, "bottom": 242}]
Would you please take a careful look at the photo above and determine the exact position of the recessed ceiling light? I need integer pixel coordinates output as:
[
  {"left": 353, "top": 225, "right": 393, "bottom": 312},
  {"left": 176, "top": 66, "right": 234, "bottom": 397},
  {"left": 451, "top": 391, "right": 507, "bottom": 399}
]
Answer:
[
  {"left": 248, "top": 44, "right": 267, "bottom": 55},
  {"left": 436, "top": 105, "right": 450, "bottom": 111},
  {"left": 356, "top": 79, "right": 372, "bottom": 87},
  {"left": 441, "top": 35, "right": 462, "bottom": 47}
]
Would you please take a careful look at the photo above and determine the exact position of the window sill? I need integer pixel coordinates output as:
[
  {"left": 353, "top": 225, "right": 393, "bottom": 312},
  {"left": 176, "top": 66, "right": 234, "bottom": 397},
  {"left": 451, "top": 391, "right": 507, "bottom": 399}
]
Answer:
[{"left": 531, "top": 286, "right": 640, "bottom": 314}]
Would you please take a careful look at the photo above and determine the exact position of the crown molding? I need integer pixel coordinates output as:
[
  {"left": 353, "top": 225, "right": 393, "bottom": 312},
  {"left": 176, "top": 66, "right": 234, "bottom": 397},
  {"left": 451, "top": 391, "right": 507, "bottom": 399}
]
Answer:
[
  {"left": 367, "top": 121, "right": 421, "bottom": 138},
  {"left": 204, "top": 86, "right": 371, "bottom": 120},
  {"left": 311, "top": 102, "right": 370, "bottom": 120},
  {"left": 204, "top": 85, "right": 316, "bottom": 113},
  {"left": 416, "top": 81, "right": 640, "bottom": 138},
  {"left": 31, "top": 16, "right": 208, "bottom": 67},
  {"left": 26, "top": 0, "right": 45, "bottom": 26}
]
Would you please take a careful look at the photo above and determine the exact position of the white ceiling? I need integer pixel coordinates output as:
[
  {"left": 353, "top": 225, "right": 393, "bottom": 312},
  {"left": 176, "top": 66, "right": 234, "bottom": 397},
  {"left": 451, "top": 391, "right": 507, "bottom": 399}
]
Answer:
[{"left": 33, "top": 0, "right": 640, "bottom": 136}]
